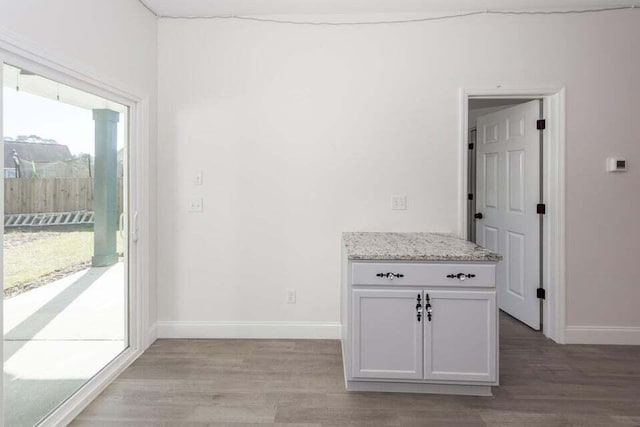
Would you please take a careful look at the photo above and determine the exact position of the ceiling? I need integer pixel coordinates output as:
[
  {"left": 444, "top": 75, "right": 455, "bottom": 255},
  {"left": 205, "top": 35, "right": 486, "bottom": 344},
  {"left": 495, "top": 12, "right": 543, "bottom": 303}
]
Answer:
[{"left": 142, "top": 0, "right": 634, "bottom": 17}]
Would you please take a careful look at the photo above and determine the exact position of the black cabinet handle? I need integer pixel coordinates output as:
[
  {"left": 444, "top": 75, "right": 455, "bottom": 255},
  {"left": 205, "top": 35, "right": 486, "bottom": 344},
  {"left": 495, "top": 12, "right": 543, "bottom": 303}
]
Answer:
[
  {"left": 474, "top": 212, "right": 483, "bottom": 219},
  {"left": 425, "top": 294, "right": 432, "bottom": 322},
  {"left": 446, "top": 273, "right": 476, "bottom": 281},
  {"left": 376, "top": 272, "right": 404, "bottom": 280},
  {"left": 416, "top": 294, "right": 422, "bottom": 322}
]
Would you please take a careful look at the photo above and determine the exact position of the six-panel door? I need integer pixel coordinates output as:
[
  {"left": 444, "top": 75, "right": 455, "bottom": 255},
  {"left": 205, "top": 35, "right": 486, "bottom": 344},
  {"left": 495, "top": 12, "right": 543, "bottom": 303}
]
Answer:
[
  {"left": 476, "top": 100, "right": 541, "bottom": 330},
  {"left": 352, "top": 289, "right": 423, "bottom": 379},
  {"left": 423, "top": 290, "right": 497, "bottom": 382}
]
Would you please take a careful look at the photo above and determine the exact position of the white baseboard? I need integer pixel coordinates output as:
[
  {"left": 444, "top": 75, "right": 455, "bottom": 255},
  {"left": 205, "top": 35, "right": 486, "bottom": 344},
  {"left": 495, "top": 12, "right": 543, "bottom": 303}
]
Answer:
[
  {"left": 157, "top": 320, "right": 342, "bottom": 339},
  {"left": 147, "top": 322, "right": 158, "bottom": 348},
  {"left": 564, "top": 325, "right": 640, "bottom": 345}
]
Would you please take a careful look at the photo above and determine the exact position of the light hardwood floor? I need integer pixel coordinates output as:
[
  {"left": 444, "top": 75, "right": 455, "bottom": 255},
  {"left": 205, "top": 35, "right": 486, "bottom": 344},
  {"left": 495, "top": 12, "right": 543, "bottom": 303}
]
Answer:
[{"left": 73, "top": 313, "right": 640, "bottom": 426}]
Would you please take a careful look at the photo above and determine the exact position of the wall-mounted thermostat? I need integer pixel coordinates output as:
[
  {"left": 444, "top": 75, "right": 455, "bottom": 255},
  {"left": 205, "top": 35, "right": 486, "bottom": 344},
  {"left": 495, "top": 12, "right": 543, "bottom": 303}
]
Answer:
[{"left": 607, "top": 157, "right": 627, "bottom": 172}]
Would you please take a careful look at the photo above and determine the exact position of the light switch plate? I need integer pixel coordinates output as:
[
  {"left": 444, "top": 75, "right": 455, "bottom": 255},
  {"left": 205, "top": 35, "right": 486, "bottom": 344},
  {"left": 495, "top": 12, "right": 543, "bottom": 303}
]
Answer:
[
  {"left": 391, "top": 195, "right": 407, "bottom": 210},
  {"left": 189, "top": 197, "right": 203, "bottom": 212},
  {"left": 286, "top": 289, "right": 296, "bottom": 304},
  {"left": 193, "top": 171, "right": 203, "bottom": 185}
]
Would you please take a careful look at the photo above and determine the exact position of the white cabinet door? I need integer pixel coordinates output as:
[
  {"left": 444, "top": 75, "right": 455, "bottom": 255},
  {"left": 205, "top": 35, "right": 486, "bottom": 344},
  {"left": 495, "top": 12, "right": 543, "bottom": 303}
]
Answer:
[
  {"left": 423, "top": 290, "right": 497, "bottom": 382},
  {"left": 352, "top": 289, "right": 423, "bottom": 379}
]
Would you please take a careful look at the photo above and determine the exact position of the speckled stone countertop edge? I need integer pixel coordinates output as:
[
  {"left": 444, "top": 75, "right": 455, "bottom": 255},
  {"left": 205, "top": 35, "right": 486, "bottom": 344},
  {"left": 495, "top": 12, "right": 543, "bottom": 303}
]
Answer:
[{"left": 342, "top": 232, "right": 502, "bottom": 262}]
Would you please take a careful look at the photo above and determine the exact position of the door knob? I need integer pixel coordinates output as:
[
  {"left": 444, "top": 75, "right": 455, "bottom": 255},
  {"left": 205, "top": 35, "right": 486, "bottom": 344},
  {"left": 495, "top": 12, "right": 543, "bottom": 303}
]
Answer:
[{"left": 474, "top": 212, "right": 483, "bottom": 219}]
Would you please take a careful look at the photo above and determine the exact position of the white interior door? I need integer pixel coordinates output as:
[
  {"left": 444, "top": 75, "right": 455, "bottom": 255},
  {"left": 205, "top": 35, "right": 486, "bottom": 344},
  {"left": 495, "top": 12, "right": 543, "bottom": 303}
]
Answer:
[{"left": 475, "top": 100, "right": 541, "bottom": 330}]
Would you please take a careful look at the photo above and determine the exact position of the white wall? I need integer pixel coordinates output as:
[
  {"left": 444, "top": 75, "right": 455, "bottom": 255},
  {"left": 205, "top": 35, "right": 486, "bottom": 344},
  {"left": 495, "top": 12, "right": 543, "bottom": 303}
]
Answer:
[
  {"left": 157, "top": 10, "right": 640, "bottom": 341},
  {"left": 0, "top": 0, "right": 158, "bottom": 343}
]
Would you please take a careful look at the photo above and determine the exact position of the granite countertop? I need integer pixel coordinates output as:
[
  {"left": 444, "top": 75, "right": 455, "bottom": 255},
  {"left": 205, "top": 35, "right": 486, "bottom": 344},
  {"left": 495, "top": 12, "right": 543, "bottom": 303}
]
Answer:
[{"left": 342, "top": 232, "right": 502, "bottom": 262}]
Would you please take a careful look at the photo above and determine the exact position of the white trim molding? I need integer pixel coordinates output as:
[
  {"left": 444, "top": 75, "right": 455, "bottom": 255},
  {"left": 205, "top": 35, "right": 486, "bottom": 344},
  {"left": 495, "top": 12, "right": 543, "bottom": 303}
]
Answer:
[
  {"left": 564, "top": 326, "right": 640, "bottom": 345},
  {"left": 158, "top": 320, "right": 342, "bottom": 339},
  {"left": 147, "top": 322, "right": 159, "bottom": 348},
  {"left": 459, "top": 87, "right": 567, "bottom": 344}
]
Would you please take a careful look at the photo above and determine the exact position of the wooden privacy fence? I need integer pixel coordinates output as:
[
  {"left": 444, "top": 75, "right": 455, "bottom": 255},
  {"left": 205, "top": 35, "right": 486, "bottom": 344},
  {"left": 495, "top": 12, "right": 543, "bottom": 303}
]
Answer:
[{"left": 4, "top": 178, "right": 123, "bottom": 215}]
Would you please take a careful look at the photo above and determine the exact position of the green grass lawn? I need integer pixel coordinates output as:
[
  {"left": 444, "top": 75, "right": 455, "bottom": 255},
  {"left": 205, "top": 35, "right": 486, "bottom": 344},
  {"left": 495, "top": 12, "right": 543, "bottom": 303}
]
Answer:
[{"left": 4, "top": 231, "right": 124, "bottom": 290}]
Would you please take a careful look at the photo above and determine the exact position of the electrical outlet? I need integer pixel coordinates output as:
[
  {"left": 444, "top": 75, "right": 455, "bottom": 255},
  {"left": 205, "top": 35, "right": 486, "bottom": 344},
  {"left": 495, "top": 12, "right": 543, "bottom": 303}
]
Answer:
[
  {"left": 189, "top": 197, "right": 203, "bottom": 212},
  {"left": 193, "top": 170, "right": 203, "bottom": 185},
  {"left": 607, "top": 157, "right": 627, "bottom": 172},
  {"left": 286, "top": 289, "right": 296, "bottom": 304},
  {"left": 391, "top": 195, "right": 407, "bottom": 210}
]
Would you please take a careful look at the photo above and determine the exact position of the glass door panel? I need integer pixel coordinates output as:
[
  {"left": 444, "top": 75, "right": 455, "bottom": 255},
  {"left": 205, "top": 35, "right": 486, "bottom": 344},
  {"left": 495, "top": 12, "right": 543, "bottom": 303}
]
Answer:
[{"left": 2, "top": 63, "right": 129, "bottom": 426}]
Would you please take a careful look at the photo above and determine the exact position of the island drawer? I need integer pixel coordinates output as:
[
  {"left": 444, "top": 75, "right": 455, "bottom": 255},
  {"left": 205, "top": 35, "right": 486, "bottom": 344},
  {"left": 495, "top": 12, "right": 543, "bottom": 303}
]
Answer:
[{"left": 351, "top": 262, "right": 495, "bottom": 287}]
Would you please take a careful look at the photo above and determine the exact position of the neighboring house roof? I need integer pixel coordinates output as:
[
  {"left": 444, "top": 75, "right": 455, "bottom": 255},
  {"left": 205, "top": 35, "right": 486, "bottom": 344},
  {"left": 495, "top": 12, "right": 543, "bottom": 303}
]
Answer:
[{"left": 4, "top": 140, "right": 73, "bottom": 168}]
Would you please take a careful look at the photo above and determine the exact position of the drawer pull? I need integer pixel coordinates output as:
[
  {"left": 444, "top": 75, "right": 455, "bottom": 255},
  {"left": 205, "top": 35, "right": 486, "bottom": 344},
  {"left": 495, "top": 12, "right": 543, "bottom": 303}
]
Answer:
[
  {"left": 425, "top": 294, "right": 432, "bottom": 322},
  {"left": 376, "top": 272, "right": 404, "bottom": 280},
  {"left": 446, "top": 273, "right": 476, "bottom": 281},
  {"left": 416, "top": 294, "right": 422, "bottom": 322}
]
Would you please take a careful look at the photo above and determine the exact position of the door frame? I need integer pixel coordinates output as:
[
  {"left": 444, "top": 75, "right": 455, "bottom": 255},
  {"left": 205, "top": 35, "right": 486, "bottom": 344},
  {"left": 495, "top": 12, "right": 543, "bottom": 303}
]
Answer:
[
  {"left": 458, "top": 87, "right": 566, "bottom": 344},
  {"left": 0, "top": 27, "right": 152, "bottom": 425}
]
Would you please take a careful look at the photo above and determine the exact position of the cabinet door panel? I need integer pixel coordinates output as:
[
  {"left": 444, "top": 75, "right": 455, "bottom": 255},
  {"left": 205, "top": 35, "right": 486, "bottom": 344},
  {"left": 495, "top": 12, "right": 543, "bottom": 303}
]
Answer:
[
  {"left": 424, "top": 291, "right": 496, "bottom": 382},
  {"left": 352, "top": 289, "right": 423, "bottom": 379}
]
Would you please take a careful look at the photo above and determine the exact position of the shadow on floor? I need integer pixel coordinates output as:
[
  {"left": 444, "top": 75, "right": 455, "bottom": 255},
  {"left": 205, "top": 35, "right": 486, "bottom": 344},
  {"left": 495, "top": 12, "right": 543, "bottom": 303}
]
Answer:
[{"left": 4, "top": 267, "right": 108, "bottom": 359}]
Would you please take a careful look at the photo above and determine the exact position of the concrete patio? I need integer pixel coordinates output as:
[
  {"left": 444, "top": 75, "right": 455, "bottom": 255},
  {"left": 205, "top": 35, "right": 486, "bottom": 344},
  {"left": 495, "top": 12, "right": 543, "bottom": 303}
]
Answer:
[{"left": 4, "top": 262, "right": 126, "bottom": 427}]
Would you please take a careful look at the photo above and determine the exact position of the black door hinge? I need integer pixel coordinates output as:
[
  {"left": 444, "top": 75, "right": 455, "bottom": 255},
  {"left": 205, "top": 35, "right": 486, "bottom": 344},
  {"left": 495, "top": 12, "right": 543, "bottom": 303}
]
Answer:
[
  {"left": 537, "top": 203, "right": 546, "bottom": 214},
  {"left": 468, "top": 193, "right": 474, "bottom": 201},
  {"left": 537, "top": 288, "right": 546, "bottom": 299},
  {"left": 468, "top": 143, "right": 474, "bottom": 150},
  {"left": 537, "top": 119, "right": 546, "bottom": 130}
]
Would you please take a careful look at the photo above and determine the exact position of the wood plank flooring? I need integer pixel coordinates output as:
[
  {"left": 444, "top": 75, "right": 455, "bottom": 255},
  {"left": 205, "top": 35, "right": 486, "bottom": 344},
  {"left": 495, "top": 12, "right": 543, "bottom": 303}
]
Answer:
[{"left": 73, "top": 313, "right": 640, "bottom": 426}]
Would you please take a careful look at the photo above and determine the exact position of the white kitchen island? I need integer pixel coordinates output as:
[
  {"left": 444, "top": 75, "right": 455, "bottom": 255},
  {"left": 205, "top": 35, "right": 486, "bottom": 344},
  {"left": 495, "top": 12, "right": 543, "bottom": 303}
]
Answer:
[{"left": 341, "top": 232, "right": 502, "bottom": 396}]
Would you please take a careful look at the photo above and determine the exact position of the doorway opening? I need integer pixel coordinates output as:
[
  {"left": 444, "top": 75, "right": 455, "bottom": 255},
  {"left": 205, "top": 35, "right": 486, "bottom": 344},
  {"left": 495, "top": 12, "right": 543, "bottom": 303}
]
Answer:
[{"left": 461, "top": 89, "right": 566, "bottom": 344}]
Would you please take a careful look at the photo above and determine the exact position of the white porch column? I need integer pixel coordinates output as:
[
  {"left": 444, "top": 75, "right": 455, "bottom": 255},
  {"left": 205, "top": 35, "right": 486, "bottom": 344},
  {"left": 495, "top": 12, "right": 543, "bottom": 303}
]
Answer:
[{"left": 92, "top": 109, "right": 119, "bottom": 267}]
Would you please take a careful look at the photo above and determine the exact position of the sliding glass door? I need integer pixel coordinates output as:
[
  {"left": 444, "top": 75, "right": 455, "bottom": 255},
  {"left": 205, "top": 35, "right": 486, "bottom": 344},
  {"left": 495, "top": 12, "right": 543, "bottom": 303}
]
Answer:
[{"left": 2, "top": 63, "right": 130, "bottom": 426}]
